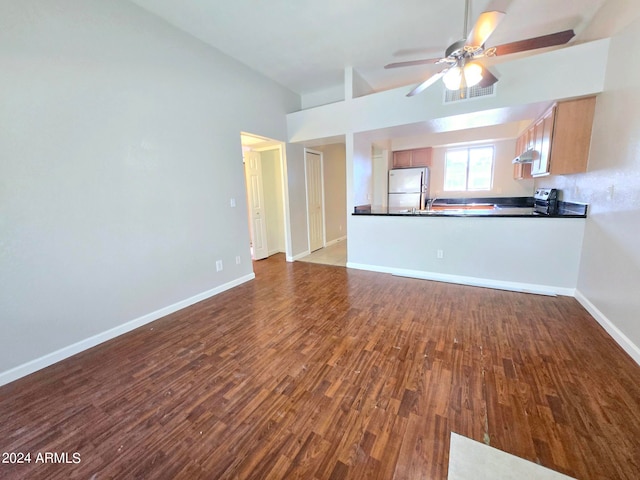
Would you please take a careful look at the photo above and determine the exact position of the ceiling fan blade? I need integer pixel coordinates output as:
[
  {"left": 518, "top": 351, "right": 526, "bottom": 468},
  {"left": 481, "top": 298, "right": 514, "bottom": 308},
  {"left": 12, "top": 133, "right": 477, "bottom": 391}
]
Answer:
[
  {"left": 493, "top": 29, "right": 575, "bottom": 56},
  {"left": 385, "top": 57, "right": 442, "bottom": 69},
  {"left": 407, "top": 70, "right": 448, "bottom": 97},
  {"left": 466, "top": 11, "right": 505, "bottom": 47}
]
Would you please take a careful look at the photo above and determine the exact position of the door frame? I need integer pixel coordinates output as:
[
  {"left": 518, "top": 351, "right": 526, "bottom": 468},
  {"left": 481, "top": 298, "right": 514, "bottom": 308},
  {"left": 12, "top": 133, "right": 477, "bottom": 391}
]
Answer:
[
  {"left": 241, "top": 133, "right": 292, "bottom": 261},
  {"left": 304, "top": 148, "right": 326, "bottom": 253},
  {"left": 253, "top": 143, "right": 291, "bottom": 258}
]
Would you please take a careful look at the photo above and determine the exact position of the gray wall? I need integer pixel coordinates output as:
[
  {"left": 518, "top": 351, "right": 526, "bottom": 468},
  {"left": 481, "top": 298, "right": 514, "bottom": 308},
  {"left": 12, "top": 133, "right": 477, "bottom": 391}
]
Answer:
[
  {"left": 284, "top": 143, "right": 309, "bottom": 258},
  {"left": 537, "top": 6, "right": 640, "bottom": 354},
  {"left": 0, "top": 0, "right": 301, "bottom": 377}
]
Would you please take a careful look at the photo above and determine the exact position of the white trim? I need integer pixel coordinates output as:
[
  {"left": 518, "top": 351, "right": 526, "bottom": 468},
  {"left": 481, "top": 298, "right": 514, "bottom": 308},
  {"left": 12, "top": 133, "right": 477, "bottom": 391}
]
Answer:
[
  {"left": 575, "top": 290, "right": 640, "bottom": 366},
  {"left": 247, "top": 142, "right": 291, "bottom": 264},
  {"left": 0, "top": 274, "right": 255, "bottom": 387},
  {"left": 325, "top": 235, "right": 347, "bottom": 247},
  {"left": 276, "top": 143, "right": 293, "bottom": 262},
  {"left": 345, "top": 262, "right": 575, "bottom": 297},
  {"left": 287, "top": 249, "right": 311, "bottom": 262},
  {"left": 289, "top": 235, "right": 345, "bottom": 261}
]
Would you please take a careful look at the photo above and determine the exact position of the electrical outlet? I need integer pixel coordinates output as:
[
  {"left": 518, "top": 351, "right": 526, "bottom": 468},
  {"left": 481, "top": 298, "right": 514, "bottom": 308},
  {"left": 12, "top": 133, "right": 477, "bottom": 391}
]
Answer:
[
  {"left": 230, "top": 198, "right": 236, "bottom": 207},
  {"left": 437, "top": 249, "right": 444, "bottom": 259},
  {"left": 216, "top": 260, "right": 223, "bottom": 272},
  {"left": 235, "top": 256, "right": 241, "bottom": 265}
]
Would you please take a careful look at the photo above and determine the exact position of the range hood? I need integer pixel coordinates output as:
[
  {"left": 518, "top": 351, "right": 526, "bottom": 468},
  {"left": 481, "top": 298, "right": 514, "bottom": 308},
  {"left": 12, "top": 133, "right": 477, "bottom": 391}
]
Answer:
[{"left": 512, "top": 149, "right": 539, "bottom": 164}]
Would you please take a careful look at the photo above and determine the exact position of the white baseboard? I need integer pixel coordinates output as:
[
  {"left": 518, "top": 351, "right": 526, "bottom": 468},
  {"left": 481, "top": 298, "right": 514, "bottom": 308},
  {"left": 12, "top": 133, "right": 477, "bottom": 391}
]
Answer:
[
  {"left": 287, "top": 249, "right": 310, "bottom": 262},
  {"left": 575, "top": 290, "right": 640, "bottom": 366},
  {"left": 325, "top": 236, "right": 347, "bottom": 247},
  {"left": 0, "top": 273, "right": 256, "bottom": 387},
  {"left": 287, "top": 237, "right": 346, "bottom": 262},
  {"left": 345, "top": 262, "right": 575, "bottom": 297}
]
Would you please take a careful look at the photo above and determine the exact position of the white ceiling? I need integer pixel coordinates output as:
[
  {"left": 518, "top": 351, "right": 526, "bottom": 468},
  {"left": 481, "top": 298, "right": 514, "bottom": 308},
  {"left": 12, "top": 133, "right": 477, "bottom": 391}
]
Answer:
[{"left": 130, "top": 0, "right": 611, "bottom": 97}]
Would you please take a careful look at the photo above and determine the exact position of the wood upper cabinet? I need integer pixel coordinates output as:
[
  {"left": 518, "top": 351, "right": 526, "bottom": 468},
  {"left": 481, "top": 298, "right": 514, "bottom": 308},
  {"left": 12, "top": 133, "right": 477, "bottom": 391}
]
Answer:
[
  {"left": 392, "top": 147, "right": 432, "bottom": 168},
  {"left": 545, "top": 96, "right": 596, "bottom": 176},
  {"left": 526, "top": 127, "right": 535, "bottom": 151},
  {"left": 531, "top": 117, "right": 545, "bottom": 175},
  {"left": 513, "top": 130, "right": 532, "bottom": 180},
  {"left": 393, "top": 150, "right": 412, "bottom": 168},
  {"left": 516, "top": 96, "right": 596, "bottom": 178},
  {"left": 537, "top": 107, "right": 555, "bottom": 176},
  {"left": 513, "top": 157, "right": 532, "bottom": 180},
  {"left": 531, "top": 96, "right": 596, "bottom": 176}
]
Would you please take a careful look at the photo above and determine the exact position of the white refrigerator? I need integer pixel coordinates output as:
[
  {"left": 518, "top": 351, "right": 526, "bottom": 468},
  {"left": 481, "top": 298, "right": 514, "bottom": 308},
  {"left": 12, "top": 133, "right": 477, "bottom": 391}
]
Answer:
[{"left": 388, "top": 167, "right": 429, "bottom": 212}]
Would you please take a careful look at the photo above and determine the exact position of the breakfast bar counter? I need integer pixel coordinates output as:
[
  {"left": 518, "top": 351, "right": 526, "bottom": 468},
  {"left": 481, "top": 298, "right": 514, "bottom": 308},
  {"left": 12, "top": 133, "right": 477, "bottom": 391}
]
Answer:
[
  {"left": 347, "top": 197, "right": 588, "bottom": 296},
  {"left": 352, "top": 196, "right": 588, "bottom": 218}
]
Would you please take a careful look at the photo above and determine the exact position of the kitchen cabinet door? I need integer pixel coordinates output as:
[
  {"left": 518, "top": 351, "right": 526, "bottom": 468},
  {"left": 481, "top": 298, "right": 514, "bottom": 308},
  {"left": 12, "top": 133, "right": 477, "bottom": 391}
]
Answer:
[
  {"left": 513, "top": 162, "right": 532, "bottom": 180},
  {"left": 392, "top": 148, "right": 432, "bottom": 168},
  {"left": 411, "top": 148, "right": 432, "bottom": 167},
  {"left": 548, "top": 96, "right": 596, "bottom": 175},
  {"left": 513, "top": 132, "right": 532, "bottom": 180},
  {"left": 539, "top": 107, "right": 555, "bottom": 175},
  {"left": 531, "top": 118, "right": 546, "bottom": 176},
  {"left": 526, "top": 126, "right": 535, "bottom": 151},
  {"left": 525, "top": 96, "right": 596, "bottom": 177},
  {"left": 393, "top": 150, "right": 412, "bottom": 168}
]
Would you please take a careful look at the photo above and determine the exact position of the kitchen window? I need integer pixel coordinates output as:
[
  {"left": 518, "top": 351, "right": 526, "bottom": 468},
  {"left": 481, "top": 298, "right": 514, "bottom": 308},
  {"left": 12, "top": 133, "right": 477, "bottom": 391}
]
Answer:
[{"left": 444, "top": 145, "right": 494, "bottom": 191}]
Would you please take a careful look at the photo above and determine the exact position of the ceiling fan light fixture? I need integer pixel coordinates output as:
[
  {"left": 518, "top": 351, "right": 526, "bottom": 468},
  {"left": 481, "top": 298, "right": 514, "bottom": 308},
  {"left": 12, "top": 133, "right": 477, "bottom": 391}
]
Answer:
[
  {"left": 463, "top": 61, "right": 483, "bottom": 87},
  {"left": 395, "top": 0, "right": 576, "bottom": 97},
  {"left": 443, "top": 66, "right": 462, "bottom": 90},
  {"left": 442, "top": 61, "right": 483, "bottom": 90}
]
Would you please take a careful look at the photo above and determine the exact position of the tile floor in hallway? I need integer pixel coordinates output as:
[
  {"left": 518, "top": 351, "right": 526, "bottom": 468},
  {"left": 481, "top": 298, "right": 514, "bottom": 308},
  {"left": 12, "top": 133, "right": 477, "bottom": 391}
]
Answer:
[{"left": 296, "top": 240, "right": 347, "bottom": 267}]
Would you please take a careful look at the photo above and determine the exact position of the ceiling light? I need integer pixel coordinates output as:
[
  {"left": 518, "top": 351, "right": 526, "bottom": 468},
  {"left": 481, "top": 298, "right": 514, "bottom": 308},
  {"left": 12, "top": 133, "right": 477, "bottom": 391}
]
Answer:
[
  {"left": 443, "top": 61, "right": 483, "bottom": 90},
  {"left": 463, "top": 62, "right": 482, "bottom": 87},
  {"left": 443, "top": 66, "right": 462, "bottom": 90}
]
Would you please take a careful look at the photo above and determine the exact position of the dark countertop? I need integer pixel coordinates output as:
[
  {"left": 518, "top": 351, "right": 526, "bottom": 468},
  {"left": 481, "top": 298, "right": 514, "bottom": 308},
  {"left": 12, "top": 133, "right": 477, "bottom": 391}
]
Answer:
[{"left": 353, "top": 197, "right": 588, "bottom": 218}]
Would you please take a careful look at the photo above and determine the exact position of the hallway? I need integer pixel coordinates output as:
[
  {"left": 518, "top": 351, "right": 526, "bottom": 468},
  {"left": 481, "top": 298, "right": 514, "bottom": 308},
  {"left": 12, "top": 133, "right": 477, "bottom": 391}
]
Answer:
[{"left": 297, "top": 240, "right": 347, "bottom": 267}]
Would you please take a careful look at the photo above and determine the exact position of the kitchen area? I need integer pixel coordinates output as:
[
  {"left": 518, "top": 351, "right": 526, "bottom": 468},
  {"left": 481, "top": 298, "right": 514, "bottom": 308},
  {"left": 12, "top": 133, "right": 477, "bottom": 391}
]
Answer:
[
  {"left": 285, "top": 17, "right": 640, "bottom": 375},
  {"left": 285, "top": 36, "right": 612, "bottom": 298},
  {"left": 356, "top": 96, "right": 595, "bottom": 221},
  {"left": 345, "top": 95, "right": 598, "bottom": 296}
]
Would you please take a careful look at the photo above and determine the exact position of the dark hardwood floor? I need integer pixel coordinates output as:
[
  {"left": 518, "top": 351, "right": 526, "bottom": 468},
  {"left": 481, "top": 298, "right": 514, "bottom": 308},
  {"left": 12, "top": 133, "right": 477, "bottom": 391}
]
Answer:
[{"left": 1, "top": 254, "right": 639, "bottom": 479}]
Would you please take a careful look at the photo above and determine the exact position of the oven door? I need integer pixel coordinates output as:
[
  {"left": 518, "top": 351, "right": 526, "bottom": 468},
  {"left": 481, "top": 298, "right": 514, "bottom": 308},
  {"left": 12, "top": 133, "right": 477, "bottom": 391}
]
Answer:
[{"left": 534, "top": 200, "right": 550, "bottom": 215}]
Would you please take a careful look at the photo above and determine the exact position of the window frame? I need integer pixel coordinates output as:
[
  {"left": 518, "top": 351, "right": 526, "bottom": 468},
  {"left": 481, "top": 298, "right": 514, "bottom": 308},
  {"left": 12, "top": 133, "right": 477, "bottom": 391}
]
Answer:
[{"left": 443, "top": 145, "right": 495, "bottom": 192}]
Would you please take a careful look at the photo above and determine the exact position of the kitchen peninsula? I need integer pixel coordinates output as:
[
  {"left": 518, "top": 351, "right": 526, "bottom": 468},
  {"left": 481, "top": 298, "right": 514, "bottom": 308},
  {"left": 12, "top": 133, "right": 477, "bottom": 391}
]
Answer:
[
  {"left": 348, "top": 195, "right": 588, "bottom": 296},
  {"left": 353, "top": 196, "right": 588, "bottom": 218}
]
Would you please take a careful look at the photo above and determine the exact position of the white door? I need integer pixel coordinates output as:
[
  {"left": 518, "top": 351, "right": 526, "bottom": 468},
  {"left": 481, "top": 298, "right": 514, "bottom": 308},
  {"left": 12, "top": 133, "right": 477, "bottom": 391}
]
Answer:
[
  {"left": 305, "top": 151, "right": 324, "bottom": 253},
  {"left": 244, "top": 151, "right": 269, "bottom": 260}
]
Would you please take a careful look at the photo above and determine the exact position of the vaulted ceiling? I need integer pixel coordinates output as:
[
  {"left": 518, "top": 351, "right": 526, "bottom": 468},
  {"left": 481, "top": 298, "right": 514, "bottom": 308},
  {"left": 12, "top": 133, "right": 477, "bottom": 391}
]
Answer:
[{"left": 130, "top": 0, "right": 610, "bottom": 98}]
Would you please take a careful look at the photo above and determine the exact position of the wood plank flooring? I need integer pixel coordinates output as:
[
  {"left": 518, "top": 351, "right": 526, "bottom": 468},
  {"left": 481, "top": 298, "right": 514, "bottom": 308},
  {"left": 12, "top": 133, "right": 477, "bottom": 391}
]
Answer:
[{"left": 1, "top": 254, "right": 639, "bottom": 479}]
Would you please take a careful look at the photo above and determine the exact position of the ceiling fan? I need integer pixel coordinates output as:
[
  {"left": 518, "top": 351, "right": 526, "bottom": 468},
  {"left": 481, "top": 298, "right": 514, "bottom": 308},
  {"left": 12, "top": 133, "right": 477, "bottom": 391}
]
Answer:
[{"left": 386, "top": 0, "right": 575, "bottom": 97}]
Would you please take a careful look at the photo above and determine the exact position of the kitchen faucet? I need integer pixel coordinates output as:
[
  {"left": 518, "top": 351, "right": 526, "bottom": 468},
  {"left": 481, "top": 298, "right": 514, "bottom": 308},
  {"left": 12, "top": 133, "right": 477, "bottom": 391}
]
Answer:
[{"left": 427, "top": 196, "right": 437, "bottom": 210}]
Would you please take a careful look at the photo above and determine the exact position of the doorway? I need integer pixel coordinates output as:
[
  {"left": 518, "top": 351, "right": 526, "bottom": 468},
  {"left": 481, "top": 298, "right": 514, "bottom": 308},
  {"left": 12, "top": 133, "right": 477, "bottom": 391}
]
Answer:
[
  {"left": 241, "top": 133, "right": 290, "bottom": 261},
  {"left": 305, "top": 149, "right": 325, "bottom": 253}
]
